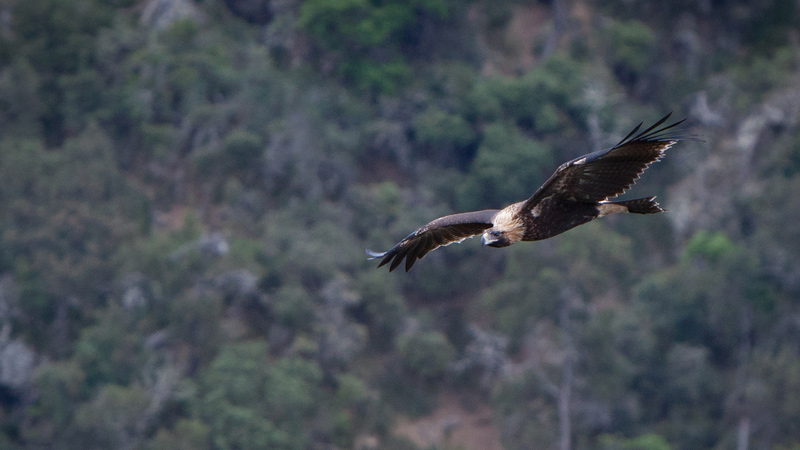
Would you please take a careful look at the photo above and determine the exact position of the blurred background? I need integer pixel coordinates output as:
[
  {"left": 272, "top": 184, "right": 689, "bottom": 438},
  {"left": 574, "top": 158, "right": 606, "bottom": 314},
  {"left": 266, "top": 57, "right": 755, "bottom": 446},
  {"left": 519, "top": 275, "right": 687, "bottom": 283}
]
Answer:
[{"left": 0, "top": 0, "right": 799, "bottom": 449}]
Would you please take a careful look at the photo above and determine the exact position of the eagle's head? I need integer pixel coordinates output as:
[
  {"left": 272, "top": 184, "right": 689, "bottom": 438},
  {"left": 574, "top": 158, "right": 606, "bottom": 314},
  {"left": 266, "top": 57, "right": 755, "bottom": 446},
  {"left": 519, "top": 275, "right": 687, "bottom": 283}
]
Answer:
[
  {"left": 481, "top": 229, "right": 513, "bottom": 248},
  {"left": 482, "top": 207, "right": 525, "bottom": 248}
]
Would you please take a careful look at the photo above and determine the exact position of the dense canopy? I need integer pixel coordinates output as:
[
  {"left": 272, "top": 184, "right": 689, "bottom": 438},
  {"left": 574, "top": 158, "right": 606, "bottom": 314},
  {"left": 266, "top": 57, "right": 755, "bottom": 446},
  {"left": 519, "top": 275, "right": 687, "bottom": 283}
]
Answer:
[{"left": 0, "top": 1, "right": 799, "bottom": 450}]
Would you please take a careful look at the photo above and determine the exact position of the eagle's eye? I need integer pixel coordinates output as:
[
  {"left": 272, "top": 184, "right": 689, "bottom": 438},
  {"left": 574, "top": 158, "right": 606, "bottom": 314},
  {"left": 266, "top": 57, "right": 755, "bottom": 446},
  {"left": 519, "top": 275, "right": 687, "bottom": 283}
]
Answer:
[{"left": 491, "top": 230, "right": 502, "bottom": 238}]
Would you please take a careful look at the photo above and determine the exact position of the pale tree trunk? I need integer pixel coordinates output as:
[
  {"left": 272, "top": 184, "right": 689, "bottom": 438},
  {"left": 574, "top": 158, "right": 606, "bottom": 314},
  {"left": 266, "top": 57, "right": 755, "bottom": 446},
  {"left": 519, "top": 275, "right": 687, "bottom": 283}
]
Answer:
[
  {"left": 557, "top": 290, "right": 574, "bottom": 450},
  {"left": 530, "top": 290, "right": 576, "bottom": 450},
  {"left": 558, "top": 351, "right": 573, "bottom": 450},
  {"left": 541, "top": 0, "right": 567, "bottom": 61},
  {"left": 731, "top": 306, "right": 753, "bottom": 450},
  {"left": 737, "top": 416, "right": 751, "bottom": 450}
]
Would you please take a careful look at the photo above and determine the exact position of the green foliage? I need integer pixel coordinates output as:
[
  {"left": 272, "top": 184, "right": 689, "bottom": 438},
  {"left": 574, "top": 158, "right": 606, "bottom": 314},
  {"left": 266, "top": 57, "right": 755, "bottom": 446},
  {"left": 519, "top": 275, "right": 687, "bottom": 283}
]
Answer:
[
  {"left": 193, "top": 342, "right": 328, "bottom": 450},
  {"left": 2, "top": 2, "right": 800, "bottom": 449},
  {"left": 223, "top": 130, "right": 264, "bottom": 170},
  {"left": 265, "top": 358, "right": 324, "bottom": 422},
  {"left": 334, "top": 373, "right": 369, "bottom": 408},
  {"left": 194, "top": 342, "right": 294, "bottom": 449},
  {"left": 482, "top": 0, "right": 518, "bottom": 29},
  {"left": 460, "top": 122, "right": 553, "bottom": 208},
  {"left": 628, "top": 226, "right": 788, "bottom": 448},
  {"left": 301, "top": 0, "right": 409, "bottom": 49},
  {"left": 71, "top": 384, "right": 151, "bottom": 450},
  {"left": 271, "top": 283, "right": 316, "bottom": 330},
  {"left": 414, "top": 107, "right": 476, "bottom": 150},
  {"left": 477, "top": 264, "right": 560, "bottom": 348},
  {"left": 684, "top": 230, "right": 737, "bottom": 263},
  {"left": 348, "top": 181, "right": 406, "bottom": 245},
  {"left": 299, "top": 0, "right": 448, "bottom": 49},
  {"left": 8, "top": 0, "right": 120, "bottom": 144},
  {"left": 203, "top": 405, "right": 294, "bottom": 450},
  {"left": 24, "top": 362, "right": 87, "bottom": 445},
  {"left": 663, "top": 344, "right": 720, "bottom": 407},
  {"left": 168, "top": 292, "right": 224, "bottom": 364},
  {"left": 383, "top": 436, "right": 424, "bottom": 450},
  {"left": 605, "top": 20, "right": 655, "bottom": 84},
  {"left": 598, "top": 433, "right": 672, "bottom": 450},
  {"left": 194, "top": 129, "right": 264, "bottom": 180},
  {"left": 298, "top": 0, "right": 448, "bottom": 93},
  {"left": 342, "top": 58, "right": 412, "bottom": 95},
  {"left": 730, "top": 46, "right": 799, "bottom": 109},
  {"left": 397, "top": 331, "right": 456, "bottom": 380},
  {"left": 198, "top": 341, "right": 270, "bottom": 408},
  {"left": 0, "top": 127, "right": 146, "bottom": 351},
  {"left": 738, "top": 0, "right": 800, "bottom": 52},
  {"left": 378, "top": 364, "right": 436, "bottom": 417},
  {"left": 74, "top": 307, "right": 145, "bottom": 387},
  {"left": 152, "top": 420, "right": 211, "bottom": 450},
  {"left": 750, "top": 349, "right": 800, "bottom": 442},
  {"left": 0, "top": 60, "right": 43, "bottom": 138},
  {"left": 263, "top": 210, "right": 363, "bottom": 287},
  {"left": 581, "top": 307, "right": 656, "bottom": 405},
  {"left": 491, "top": 372, "right": 560, "bottom": 448},
  {"left": 466, "top": 55, "right": 586, "bottom": 128},
  {"left": 556, "top": 223, "right": 638, "bottom": 290},
  {"left": 357, "top": 269, "right": 407, "bottom": 349}
]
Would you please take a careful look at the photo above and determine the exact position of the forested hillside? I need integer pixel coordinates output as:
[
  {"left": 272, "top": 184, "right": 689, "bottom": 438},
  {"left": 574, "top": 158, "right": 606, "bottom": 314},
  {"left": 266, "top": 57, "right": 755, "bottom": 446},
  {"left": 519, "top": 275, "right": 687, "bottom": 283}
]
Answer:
[{"left": 1, "top": 0, "right": 799, "bottom": 449}]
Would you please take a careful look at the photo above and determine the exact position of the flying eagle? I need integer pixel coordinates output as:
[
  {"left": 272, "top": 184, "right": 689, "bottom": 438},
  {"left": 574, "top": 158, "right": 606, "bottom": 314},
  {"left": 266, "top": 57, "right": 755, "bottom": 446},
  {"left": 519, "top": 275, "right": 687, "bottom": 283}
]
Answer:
[{"left": 367, "top": 114, "right": 690, "bottom": 272}]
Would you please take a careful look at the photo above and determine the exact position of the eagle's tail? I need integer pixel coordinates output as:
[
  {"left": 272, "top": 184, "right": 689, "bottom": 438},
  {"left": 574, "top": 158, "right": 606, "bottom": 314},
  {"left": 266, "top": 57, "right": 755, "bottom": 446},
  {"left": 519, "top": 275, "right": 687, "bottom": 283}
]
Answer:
[{"left": 606, "top": 196, "right": 664, "bottom": 215}]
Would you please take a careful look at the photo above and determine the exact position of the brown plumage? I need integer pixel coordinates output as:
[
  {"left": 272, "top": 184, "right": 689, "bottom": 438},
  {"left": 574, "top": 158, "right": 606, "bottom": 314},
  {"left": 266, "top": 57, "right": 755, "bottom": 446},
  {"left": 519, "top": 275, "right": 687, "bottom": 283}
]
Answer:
[{"left": 367, "top": 114, "right": 691, "bottom": 272}]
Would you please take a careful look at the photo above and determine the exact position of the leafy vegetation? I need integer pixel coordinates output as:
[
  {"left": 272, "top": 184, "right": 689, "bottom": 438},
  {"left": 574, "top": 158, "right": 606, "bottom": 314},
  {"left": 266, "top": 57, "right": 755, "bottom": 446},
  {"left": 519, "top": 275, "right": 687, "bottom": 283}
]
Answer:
[{"left": 1, "top": 1, "right": 799, "bottom": 449}]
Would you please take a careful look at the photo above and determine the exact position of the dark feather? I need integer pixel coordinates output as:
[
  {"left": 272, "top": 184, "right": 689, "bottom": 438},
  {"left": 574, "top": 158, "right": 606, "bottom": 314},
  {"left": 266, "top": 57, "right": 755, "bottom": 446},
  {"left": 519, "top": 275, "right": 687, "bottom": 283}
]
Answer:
[
  {"left": 366, "top": 210, "right": 498, "bottom": 272},
  {"left": 521, "top": 114, "right": 689, "bottom": 211}
]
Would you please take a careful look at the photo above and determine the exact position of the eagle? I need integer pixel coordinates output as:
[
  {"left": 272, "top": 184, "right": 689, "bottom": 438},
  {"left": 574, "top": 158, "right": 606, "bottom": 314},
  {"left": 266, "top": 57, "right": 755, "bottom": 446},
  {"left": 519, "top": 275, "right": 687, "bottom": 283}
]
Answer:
[{"left": 367, "top": 114, "right": 690, "bottom": 272}]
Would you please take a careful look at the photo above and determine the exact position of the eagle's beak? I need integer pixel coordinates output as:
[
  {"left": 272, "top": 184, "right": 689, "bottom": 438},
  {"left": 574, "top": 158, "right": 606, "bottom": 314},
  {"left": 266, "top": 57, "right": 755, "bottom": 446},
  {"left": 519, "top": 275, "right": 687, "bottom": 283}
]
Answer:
[{"left": 482, "top": 231, "right": 511, "bottom": 248}]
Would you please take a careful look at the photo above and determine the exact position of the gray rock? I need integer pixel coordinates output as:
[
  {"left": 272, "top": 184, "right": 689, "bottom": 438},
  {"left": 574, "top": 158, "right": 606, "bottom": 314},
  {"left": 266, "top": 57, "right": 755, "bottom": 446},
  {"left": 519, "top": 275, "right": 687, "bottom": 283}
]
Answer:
[
  {"left": 141, "top": 0, "right": 204, "bottom": 30},
  {"left": 0, "top": 332, "right": 37, "bottom": 390}
]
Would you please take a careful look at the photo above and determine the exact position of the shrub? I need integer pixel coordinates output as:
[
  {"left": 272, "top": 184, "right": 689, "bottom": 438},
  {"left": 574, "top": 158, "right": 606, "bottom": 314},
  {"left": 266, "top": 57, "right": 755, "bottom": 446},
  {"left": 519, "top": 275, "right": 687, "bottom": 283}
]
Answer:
[{"left": 397, "top": 330, "right": 455, "bottom": 380}]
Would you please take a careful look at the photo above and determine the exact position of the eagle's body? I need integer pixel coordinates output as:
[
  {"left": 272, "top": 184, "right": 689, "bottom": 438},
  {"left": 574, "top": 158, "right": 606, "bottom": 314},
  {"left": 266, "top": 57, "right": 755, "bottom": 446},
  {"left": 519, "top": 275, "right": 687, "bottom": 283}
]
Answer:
[{"left": 368, "top": 114, "right": 690, "bottom": 272}]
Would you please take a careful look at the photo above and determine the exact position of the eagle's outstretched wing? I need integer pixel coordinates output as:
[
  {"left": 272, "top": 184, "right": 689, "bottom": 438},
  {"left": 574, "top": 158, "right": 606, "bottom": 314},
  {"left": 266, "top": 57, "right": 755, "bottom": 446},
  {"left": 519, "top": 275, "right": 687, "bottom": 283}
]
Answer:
[
  {"left": 367, "top": 210, "right": 499, "bottom": 272},
  {"left": 521, "top": 113, "right": 688, "bottom": 211}
]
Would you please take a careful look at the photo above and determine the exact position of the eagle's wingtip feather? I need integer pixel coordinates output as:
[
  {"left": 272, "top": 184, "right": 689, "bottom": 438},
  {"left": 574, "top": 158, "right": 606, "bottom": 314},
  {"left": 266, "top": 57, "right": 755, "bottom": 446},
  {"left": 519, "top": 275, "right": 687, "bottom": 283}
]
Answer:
[{"left": 365, "top": 249, "right": 386, "bottom": 260}]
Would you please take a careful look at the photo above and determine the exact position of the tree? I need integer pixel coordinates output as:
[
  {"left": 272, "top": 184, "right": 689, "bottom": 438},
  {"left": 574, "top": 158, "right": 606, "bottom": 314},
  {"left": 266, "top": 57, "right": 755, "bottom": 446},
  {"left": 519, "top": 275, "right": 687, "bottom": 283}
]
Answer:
[
  {"left": 298, "top": 0, "right": 448, "bottom": 93},
  {"left": 397, "top": 330, "right": 456, "bottom": 381},
  {"left": 0, "top": 126, "right": 145, "bottom": 353},
  {"left": 151, "top": 420, "right": 211, "bottom": 450},
  {"left": 460, "top": 122, "right": 553, "bottom": 209}
]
